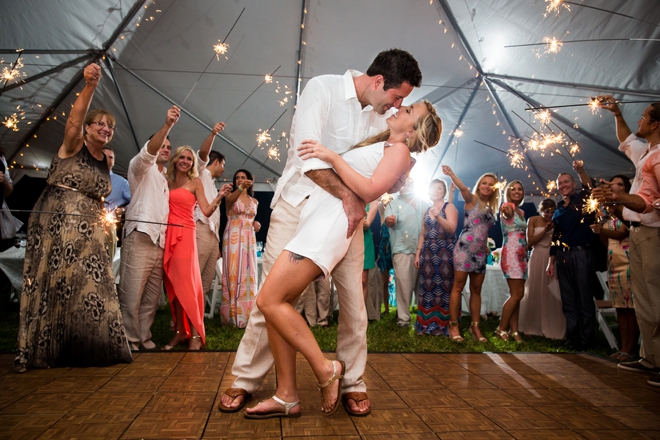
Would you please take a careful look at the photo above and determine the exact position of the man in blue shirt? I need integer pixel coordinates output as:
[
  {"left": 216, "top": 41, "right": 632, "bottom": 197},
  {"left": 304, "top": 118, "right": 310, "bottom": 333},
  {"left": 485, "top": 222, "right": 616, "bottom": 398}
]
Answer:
[
  {"left": 546, "top": 164, "right": 596, "bottom": 350},
  {"left": 103, "top": 146, "right": 131, "bottom": 259}
]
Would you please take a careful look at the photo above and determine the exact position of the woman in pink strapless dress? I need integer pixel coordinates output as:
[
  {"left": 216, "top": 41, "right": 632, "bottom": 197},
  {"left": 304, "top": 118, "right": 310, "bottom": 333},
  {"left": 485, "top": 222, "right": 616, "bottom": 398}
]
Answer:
[{"left": 162, "top": 146, "right": 231, "bottom": 351}]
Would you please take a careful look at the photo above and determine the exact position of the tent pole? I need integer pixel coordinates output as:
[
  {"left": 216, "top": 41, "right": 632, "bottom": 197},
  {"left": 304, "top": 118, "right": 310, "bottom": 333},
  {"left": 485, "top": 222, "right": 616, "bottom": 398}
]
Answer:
[
  {"left": 420, "top": 77, "right": 479, "bottom": 106},
  {"left": 431, "top": 80, "right": 481, "bottom": 178},
  {"left": 0, "top": 49, "right": 94, "bottom": 55},
  {"left": 487, "top": 77, "right": 627, "bottom": 161},
  {"left": 110, "top": 57, "right": 281, "bottom": 177},
  {"left": 486, "top": 73, "right": 660, "bottom": 100},
  {"left": 482, "top": 78, "right": 545, "bottom": 182},
  {"left": 434, "top": 0, "right": 483, "bottom": 75},
  {"left": 294, "top": 0, "right": 308, "bottom": 105},
  {"left": 103, "top": 57, "right": 141, "bottom": 154}
]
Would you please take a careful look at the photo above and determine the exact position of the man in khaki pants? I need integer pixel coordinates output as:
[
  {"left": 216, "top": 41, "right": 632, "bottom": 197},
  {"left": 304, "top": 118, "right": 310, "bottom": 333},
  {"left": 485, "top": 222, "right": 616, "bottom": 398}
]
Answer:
[{"left": 218, "top": 49, "right": 422, "bottom": 416}]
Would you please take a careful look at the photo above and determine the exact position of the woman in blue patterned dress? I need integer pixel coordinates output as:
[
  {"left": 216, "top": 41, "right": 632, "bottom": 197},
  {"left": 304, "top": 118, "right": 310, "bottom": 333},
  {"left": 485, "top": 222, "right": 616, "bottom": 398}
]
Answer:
[
  {"left": 495, "top": 181, "right": 528, "bottom": 342},
  {"left": 442, "top": 166, "right": 499, "bottom": 342},
  {"left": 414, "top": 179, "right": 458, "bottom": 336}
]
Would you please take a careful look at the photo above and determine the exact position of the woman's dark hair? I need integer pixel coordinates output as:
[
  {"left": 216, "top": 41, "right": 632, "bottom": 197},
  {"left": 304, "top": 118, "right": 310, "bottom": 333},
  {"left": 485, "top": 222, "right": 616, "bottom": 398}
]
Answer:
[
  {"left": 610, "top": 174, "right": 632, "bottom": 194},
  {"left": 366, "top": 49, "right": 422, "bottom": 91},
  {"left": 233, "top": 169, "right": 254, "bottom": 197},
  {"left": 649, "top": 102, "right": 660, "bottom": 124}
]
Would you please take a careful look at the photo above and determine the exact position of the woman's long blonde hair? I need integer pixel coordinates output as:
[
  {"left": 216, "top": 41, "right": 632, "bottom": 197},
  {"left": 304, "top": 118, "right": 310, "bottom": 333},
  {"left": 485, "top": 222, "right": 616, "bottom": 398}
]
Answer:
[
  {"left": 351, "top": 100, "right": 442, "bottom": 154},
  {"left": 166, "top": 145, "right": 199, "bottom": 182},
  {"left": 504, "top": 180, "right": 525, "bottom": 204},
  {"left": 473, "top": 172, "right": 500, "bottom": 213}
]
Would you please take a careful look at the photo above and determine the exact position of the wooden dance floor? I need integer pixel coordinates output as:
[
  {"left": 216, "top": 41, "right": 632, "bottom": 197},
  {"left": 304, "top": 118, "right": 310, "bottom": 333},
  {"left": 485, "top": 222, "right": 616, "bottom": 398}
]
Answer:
[{"left": 1, "top": 351, "right": 659, "bottom": 439}]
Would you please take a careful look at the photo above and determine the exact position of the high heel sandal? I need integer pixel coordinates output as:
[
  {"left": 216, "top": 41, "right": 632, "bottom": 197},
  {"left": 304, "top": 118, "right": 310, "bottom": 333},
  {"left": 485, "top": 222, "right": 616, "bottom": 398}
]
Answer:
[
  {"left": 493, "top": 327, "right": 509, "bottom": 341},
  {"left": 469, "top": 322, "right": 487, "bottom": 342},
  {"left": 318, "top": 360, "right": 345, "bottom": 416},
  {"left": 162, "top": 330, "right": 188, "bottom": 351},
  {"left": 511, "top": 331, "right": 523, "bottom": 343},
  {"left": 449, "top": 321, "right": 464, "bottom": 342}
]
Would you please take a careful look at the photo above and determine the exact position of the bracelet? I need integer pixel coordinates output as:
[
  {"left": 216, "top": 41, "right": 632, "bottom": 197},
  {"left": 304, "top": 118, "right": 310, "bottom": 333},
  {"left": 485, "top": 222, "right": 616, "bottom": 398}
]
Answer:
[{"left": 614, "top": 112, "right": 622, "bottom": 117}]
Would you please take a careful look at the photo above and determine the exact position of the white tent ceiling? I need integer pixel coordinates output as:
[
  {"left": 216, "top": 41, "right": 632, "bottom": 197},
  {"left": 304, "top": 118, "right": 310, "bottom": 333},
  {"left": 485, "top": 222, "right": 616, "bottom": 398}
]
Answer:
[{"left": 2, "top": 0, "right": 659, "bottom": 197}]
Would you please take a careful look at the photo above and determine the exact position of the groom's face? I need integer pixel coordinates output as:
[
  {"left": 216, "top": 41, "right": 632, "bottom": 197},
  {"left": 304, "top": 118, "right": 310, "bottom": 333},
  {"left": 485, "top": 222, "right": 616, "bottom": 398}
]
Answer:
[{"left": 371, "top": 80, "right": 414, "bottom": 115}]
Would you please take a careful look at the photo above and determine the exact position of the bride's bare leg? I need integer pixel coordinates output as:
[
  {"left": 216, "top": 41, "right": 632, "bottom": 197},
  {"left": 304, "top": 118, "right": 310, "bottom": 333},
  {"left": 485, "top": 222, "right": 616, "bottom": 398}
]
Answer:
[{"left": 257, "top": 252, "right": 343, "bottom": 413}]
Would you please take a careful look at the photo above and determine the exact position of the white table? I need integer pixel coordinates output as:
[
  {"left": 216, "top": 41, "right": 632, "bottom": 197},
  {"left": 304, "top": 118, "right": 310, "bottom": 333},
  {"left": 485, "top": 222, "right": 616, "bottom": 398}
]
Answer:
[{"left": 461, "top": 264, "right": 510, "bottom": 316}]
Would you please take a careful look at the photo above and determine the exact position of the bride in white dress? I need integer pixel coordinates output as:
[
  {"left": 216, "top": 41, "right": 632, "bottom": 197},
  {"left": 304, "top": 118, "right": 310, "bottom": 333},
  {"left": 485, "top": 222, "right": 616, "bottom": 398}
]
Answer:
[{"left": 245, "top": 101, "right": 442, "bottom": 418}]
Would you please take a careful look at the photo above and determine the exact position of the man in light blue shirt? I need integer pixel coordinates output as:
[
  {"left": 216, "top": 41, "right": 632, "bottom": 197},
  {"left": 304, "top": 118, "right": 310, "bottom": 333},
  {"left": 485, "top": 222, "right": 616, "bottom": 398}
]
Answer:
[
  {"left": 102, "top": 146, "right": 131, "bottom": 259},
  {"left": 384, "top": 181, "right": 426, "bottom": 326}
]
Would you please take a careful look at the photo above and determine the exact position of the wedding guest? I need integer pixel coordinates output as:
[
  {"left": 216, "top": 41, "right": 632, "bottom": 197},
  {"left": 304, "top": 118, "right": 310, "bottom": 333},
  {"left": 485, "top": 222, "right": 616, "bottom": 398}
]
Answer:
[
  {"left": 102, "top": 146, "right": 130, "bottom": 259},
  {"left": 376, "top": 199, "right": 393, "bottom": 315},
  {"left": 161, "top": 146, "right": 230, "bottom": 350},
  {"left": 15, "top": 64, "right": 132, "bottom": 372},
  {"left": 494, "top": 181, "right": 528, "bottom": 342},
  {"left": 221, "top": 169, "right": 260, "bottom": 328},
  {"left": 519, "top": 198, "right": 566, "bottom": 340},
  {"left": 443, "top": 167, "right": 498, "bottom": 342},
  {"left": 414, "top": 179, "right": 457, "bottom": 336},
  {"left": 590, "top": 175, "right": 638, "bottom": 362}
]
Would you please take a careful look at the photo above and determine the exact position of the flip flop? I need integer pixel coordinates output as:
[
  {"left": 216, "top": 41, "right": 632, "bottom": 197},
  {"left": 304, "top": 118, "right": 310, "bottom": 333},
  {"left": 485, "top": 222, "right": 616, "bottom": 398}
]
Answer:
[
  {"left": 341, "top": 392, "right": 372, "bottom": 417},
  {"left": 218, "top": 387, "right": 251, "bottom": 413},
  {"left": 244, "top": 395, "right": 301, "bottom": 419},
  {"left": 318, "top": 359, "right": 345, "bottom": 416}
]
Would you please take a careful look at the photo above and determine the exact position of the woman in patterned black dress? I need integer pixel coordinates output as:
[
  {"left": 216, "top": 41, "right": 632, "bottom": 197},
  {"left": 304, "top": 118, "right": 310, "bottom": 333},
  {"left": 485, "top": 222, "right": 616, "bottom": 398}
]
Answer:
[
  {"left": 14, "top": 64, "right": 132, "bottom": 372},
  {"left": 414, "top": 179, "right": 458, "bottom": 336}
]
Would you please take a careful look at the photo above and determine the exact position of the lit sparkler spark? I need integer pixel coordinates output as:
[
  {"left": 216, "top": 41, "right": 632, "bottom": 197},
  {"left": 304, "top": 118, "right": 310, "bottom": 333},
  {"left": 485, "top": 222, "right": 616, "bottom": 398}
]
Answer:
[
  {"left": 102, "top": 210, "right": 118, "bottom": 228},
  {"left": 492, "top": 180, "right": 508, "bottom": 192},
  {"left": 535, "top": 37, "right": 563, "bottom": 58},
  {"left": 1, "top": 57, "right": 25, "bottom": 82},
  {"left": 583, "top": 195, "right": 600, "bottom": 215},
  {"left": 534, "top": 109, "right": 552, "bottom": 125},
  {"left": 2, "top": 113, "right": 19, "bottom": 131},
  {"left": 588, "top": 98, "right": 600, "bottom": 115},
  {"left": 267, "top": 146, "right": 281, "bottom": 161},
  {"left": 508, "top": 148, "right": 524, "bottom": 168},
  {"left": 380, "top": 193, "right": 394, "bottom": 206},
  {"left": 256, "top": 130, "right": 271, "bottom": 145},
  {"left": 569, "top": 143, "right": 580, "bottom": 155},
  {"left": 264, "top": 74, "right": 273, "bottom": 83},
  {"left": 279, "top": 97, "right": 288, "bottom": 106},
  {"left": 453, "top": 129, "right": 464, "bottom": 137},
  {"left": 544, "top": 0, "right": 570, "bottom": 15},
  {"left": 546, "top": 180, "right": 557, "bottom": 191},
  {"left": 213, "top": 42, "right": 229, "bottom": 59}
]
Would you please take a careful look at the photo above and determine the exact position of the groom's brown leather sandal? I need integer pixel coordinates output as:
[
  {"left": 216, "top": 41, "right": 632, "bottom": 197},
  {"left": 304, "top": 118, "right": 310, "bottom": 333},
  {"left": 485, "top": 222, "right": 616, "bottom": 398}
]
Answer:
[
  {"left": 218, "top": 387, "right": 251, "bottom": 413},
  {"left": 341, "top": 392, "right": 372, "bottom": 416}
]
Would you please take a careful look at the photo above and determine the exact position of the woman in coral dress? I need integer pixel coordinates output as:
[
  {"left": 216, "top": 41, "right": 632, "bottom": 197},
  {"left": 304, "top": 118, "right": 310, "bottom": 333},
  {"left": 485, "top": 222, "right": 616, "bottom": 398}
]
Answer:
[
  {"left": 162, "top": 146, "right": 230, "bottom": 350},
  {"left": 495, "top": 181, "right": 528, "bottom": 342},
  {"left": 221, "top": 169, "right": 260, "bottom": 328}
]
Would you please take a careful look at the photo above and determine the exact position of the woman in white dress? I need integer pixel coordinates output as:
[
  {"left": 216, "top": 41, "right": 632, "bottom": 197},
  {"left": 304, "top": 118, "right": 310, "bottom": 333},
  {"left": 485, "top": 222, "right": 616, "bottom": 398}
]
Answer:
[{"left": 245, "top": 101, "right": 442, "bottom": 418}]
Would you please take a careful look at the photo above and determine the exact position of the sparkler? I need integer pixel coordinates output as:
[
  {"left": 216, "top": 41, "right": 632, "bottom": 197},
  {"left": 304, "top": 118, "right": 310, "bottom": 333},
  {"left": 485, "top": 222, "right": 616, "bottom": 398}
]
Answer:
[
  {"left": 3, "top": 113, "right": 19, "bottom": 131},
  {"left": 525, "top": 100, "right": 658, "bottom": 112},
  {"left": 256, "top": 129, "right": 271, "bottom": 146},
  {"left": 380, "top": 193, "right": 394, "bottom": 206},
  {"left": 534, "top": 109, "right": 552, "bottom": 125},
  {"left": 2, "top": 209, "right": 184, "bottom": 228},
  {"left": 583, "top": 194, "right": 600, "bottom": 215},
  {"left": 180, "top": 8, "right": 245, "bottom": 105},
  {"left": 267, "top": 146, "right": 281, "bottom": 161},
  {"left": 544, "top": 0, "right": 569, "bottom": 15},
  {"left": 474, "top": 140, "right": 556, "bottom": 176},
  {"left": 546, "top": 180, "right": 557, "bottom": 192},
  {"left": 453, "top": 129, "right": 464, "bottom": 137},
  {"left": 264, "top": 74, "right": 273, "bottom": 83},
  {"left": 508, "top": 38, "right": 660, "bottom": 52},
  {"left": 534, "top": 37, "right": 563, "bottom": 57}
]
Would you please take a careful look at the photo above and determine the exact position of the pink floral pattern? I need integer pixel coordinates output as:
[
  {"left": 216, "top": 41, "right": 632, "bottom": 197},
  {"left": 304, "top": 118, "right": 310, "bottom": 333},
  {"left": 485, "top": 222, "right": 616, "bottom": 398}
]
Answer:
[{"left": 453, "top": 205, "right": 495, "bottom": 274}]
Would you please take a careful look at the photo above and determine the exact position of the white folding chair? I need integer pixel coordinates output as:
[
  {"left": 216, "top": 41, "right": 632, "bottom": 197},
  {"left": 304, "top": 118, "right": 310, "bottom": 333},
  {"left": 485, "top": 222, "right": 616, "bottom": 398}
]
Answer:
[
  {"left": 205, "top": 258, "right": 223, "bottom": 319},
  {"left": 594, "top": 271, "right": 619, "bottom": 350}
]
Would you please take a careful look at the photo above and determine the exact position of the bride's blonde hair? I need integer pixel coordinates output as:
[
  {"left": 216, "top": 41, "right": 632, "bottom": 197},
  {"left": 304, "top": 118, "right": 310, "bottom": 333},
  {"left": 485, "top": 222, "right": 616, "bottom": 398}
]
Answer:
[{"left": 351, "top": 100, "right": 442, "bottom": 153}]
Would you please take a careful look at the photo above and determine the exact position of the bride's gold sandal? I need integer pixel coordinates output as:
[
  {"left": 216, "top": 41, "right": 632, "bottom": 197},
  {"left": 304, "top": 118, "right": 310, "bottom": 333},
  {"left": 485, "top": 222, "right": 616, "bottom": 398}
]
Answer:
[{"left": 318, "top": 360, "right": 345, "bottom": 416}]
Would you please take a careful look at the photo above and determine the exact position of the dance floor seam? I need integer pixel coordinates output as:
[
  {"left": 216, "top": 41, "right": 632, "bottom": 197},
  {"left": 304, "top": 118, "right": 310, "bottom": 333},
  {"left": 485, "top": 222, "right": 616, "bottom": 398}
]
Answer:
[{"left": 1, "top": 352, "right": 659, "bottom": 439}]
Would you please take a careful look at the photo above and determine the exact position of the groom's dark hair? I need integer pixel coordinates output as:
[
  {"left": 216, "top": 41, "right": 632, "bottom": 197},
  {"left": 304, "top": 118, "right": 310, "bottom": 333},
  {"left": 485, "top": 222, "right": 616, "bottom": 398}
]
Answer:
[{"left": 366, "top": 49, "right": 422, "bottom": 91}]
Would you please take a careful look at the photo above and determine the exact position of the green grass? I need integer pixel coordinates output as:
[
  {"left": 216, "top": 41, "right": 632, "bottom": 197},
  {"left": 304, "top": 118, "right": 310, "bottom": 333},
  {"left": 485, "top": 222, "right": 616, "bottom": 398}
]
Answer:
[{"left": 0, "top": 301, "right": 615, "bottom": 357}]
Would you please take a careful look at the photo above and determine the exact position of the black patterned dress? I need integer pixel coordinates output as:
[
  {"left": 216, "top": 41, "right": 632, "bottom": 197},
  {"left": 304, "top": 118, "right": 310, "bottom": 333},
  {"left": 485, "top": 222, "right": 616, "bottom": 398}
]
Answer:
[
  {"left": 415, "top": 203, "right": 456, "bottom": 336},
  {"left": 15, "top": 145, "right": 132, "bottom": 370}
]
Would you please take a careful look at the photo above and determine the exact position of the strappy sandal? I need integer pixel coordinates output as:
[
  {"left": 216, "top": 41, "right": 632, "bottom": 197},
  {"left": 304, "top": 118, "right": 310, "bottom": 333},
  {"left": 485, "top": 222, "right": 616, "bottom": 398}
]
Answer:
[
  {"left": 494, "top": 327, "right": 509, "bottom": 341},
  {"left": 511, "top": 331, "right": 523, "bottom": 343},
  {"left": 342, "top": 392, "right": 371, "bottom": 417},
  {"left": 161, "top": 330, "right": 187, "bottom": 351},
  {"left": 470, "top": 322, "right": 488, "bottom": 342},
  {"left": 318, "top": 359, "right": 345, "bottom": 416},
  {"left": 449, "top": 321, "right": 464, "bottom": 342},
  {"left": 244, "top": 395, "right": 301, "bottom": 419}
]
